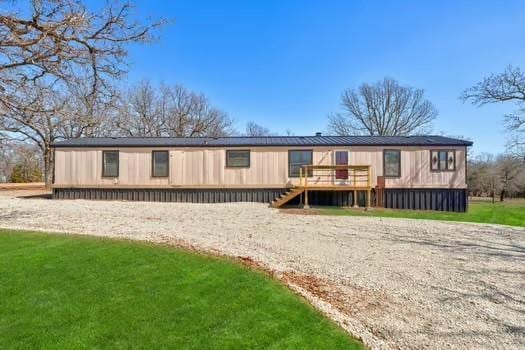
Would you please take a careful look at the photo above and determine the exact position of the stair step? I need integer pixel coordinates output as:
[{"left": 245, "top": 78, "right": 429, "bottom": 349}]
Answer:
[{"left": 271, "top": 187, "right": 305, "bottom": 208}]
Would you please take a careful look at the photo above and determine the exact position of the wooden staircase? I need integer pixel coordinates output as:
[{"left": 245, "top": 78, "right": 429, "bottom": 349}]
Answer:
[
  {"left": 271, "top": 165, "right": 373, "bottom": 208},
  {"left": 271, "top": 187, "right": 305, "bottom": 208}
]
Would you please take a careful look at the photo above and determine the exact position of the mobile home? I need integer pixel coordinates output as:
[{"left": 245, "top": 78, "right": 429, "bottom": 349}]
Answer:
[{"left": 52, "top": 135, "right": 472, "bottom": 211}]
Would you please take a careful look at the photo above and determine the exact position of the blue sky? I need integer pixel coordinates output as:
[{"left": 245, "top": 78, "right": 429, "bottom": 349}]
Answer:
[{"left": 116, "top": 0, "right": 524, "bottom": 155}]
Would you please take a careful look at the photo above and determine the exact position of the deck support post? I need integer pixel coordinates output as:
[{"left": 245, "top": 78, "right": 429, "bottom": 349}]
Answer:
[
  {"left": 353, "top": 190, "right": 358, "bottom": 208},
  {"left": 366, "top": 165, "right": 372, "bottom": 209},
  {"left": 303, "top": 189, "right": 309, "bottom": 209}
]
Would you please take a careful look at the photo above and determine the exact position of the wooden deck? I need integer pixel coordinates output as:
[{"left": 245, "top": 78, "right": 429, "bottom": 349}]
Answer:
[{"left": 272, "top": 165, "right": 373, "bottom": 208}]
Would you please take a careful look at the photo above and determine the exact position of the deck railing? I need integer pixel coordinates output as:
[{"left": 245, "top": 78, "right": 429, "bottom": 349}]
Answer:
[
  {"left": 299, "top": 165, "right": 371, "bottom": 188},
  {"left": 298, "top": 165, "right": 372, "bottom": 208}
]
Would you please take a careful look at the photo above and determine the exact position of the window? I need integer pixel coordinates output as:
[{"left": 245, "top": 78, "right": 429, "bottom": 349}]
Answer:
[
  {"left": 152, "top": 151, "right": 169, "bottom": 177},
  {"left": 102, "top": 151, "right": 119, "bottom": 177},
  {"left": 431, "top": 150, "right": 455, "bottom": 171},
  {"left": 383, "top": 150, "right": 401, "bottom": 177},
  {"left": 289, "top": 150, "right": 313, "bottom": 177},
  {"left": 226, "top": 150, "right": 250, "bottom": 168}
]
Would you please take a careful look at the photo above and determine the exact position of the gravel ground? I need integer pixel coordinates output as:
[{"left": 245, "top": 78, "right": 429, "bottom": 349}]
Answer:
[{"left": 0, "top": 192, "right": 524, "bottom": 350}]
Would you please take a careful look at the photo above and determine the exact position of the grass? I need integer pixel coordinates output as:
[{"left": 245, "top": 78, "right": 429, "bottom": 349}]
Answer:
[
  {"left": 317, "top": 199, "right": 525, "bottom": 227},
  {"left": 0, "top": 230, "right": 363, "bottom": 350}
]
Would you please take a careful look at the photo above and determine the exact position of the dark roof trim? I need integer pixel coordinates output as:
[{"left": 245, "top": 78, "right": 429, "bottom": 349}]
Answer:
[
  {"left": 53, "top": 135, "right": 474, "bottom": 148},
  {"left": 53, "top": 142, "right": 472, "bottom": 148}
]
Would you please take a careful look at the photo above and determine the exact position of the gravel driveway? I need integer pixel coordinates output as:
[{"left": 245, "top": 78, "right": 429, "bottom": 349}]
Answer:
[{"left": 0, "top": 192, "right": 524, "bottom": 350}]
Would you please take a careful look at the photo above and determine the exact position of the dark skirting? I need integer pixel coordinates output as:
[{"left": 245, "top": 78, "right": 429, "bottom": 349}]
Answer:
[
  {"left": 286, "top": 189, "right": 467, "bottom": 211},
  {"left": 53, "top": 187, "right": 468, "bottom": 212},
  {"left": 53, "top": 188, "right": 288, "bottom": 204},
  {"left": 383, "top": 188, "right": 468, "bottom": 212}
]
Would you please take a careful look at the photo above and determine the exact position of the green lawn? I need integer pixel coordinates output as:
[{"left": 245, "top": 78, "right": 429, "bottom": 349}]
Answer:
[
  {"left": 317, "top": 200, "right": 525, "bottom": 227},
  {"left": 0, "top": 230, "right": 362, "bottom": 350}
]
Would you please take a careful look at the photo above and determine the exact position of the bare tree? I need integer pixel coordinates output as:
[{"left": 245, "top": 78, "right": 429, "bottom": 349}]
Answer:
[
  {"left": 0, "top": 0, "right": 163, "bottom": 186},
  {"left": 461, "top": 65, "right": 525, "bottom": 155},
  {"left": 1, "top": 84, "right": 57, "bottom": 185},
  {"left": 9, "top": 144, "right": 42, "bottom": 183},
  {"left": 58, "top": 81, "right": 119, "bottom": 139},
  {"left": 0, "top": 82, "right": 116, "bottom": 185},
  {"left": 496, "top": 154, "right": 524, "bottom": 201},
  {"left": 467, "top": 152, "right": 525, "bottom": 201},
  {"left": 468, "top": 153, "right": 494, "bottom": 198},
  {"left": 114, "top": 81, "right": 234, "bottom": 137},
  {"left": 162, "top": 84, "right": 234, "bottom": 137},
  {"left": 0, "top": 138, "right": 15, "bottom": 182},
  {"left": 328, "top": 78, "right": 437, "bottom": 136},
  {"left": 114, "top": 80, "right": 166, "bottom": 137},
  {"left": 0, "top": 139, "right": 42, "bottom": 183},
  {"left": 0, "top": 0, "right": 163, "bottom": 103},
  {"left": 244, "top": 121, "right": 276, "bottom": 136}
]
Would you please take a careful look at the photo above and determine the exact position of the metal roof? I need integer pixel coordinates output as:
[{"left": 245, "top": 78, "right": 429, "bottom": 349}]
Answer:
[{"left": 53, "top": 135, "right": 473, "bottom": 148}]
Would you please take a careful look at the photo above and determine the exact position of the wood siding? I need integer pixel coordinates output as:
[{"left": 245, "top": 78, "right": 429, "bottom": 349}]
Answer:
[{"left": 54, "top": 146, "right": 466, "bottom": 189}]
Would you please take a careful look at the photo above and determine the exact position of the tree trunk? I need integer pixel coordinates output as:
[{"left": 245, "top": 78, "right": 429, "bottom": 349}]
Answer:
[
  {"left": 43, "top": 146, "right": 54, "bottom": 189},
  {"left": 500, "top": 190, "right": 505, "bottom": 202}
]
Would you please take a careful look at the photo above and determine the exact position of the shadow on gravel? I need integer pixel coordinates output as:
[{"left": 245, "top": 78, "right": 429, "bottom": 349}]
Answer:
[
  {"left": 378, "top": 232, "right": 525, "bottom": 262},
  {"left": 17, "top": 193, "right": 52, "bottom": 200},
  {"left": 361, "top": 227, "right": 525, "bottom": 344}
]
